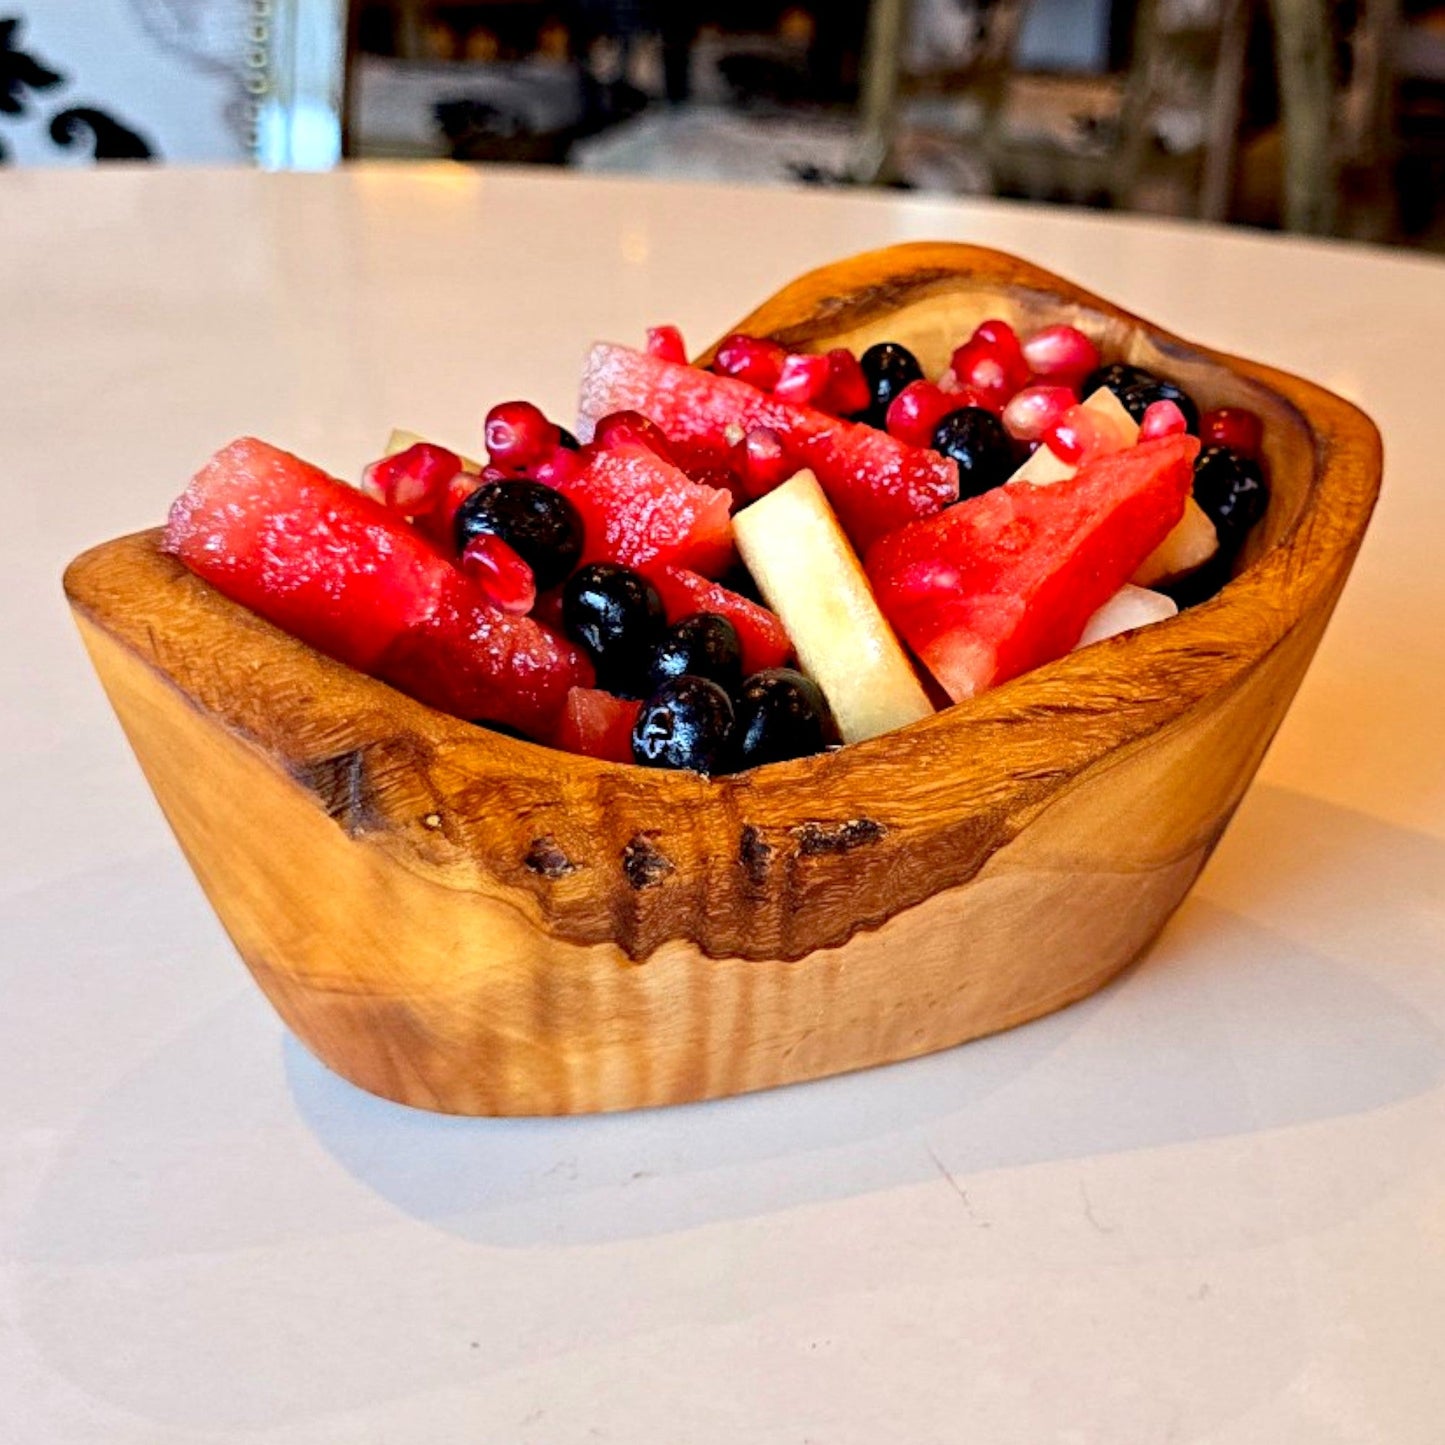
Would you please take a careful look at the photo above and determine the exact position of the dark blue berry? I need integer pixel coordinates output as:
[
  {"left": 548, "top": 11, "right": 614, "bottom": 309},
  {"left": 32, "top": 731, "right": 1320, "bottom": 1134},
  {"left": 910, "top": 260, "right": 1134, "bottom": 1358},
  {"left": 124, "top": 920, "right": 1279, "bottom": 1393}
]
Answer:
[
  {"left": 932, "top": 407, "right": 1017, "bottom": 499},
  {"left": 1192, "top": 445, "right": 1269, "bottom": 542},
  {"left": 632, "top": 676, "right": 735, "bottom": 775},
  {"left": 562, "top": 562, "right": 666, "bottom": 698},
  {"left": 733, "top": 668, "right": 838, "bottom": 770},
  {"left": 454, "top": 480, "right": 583, "bottom": 590},
  {"left": 556, "top": 426, "right": 580, "bottom": 451},
  {"left": 1119, "top": 376, "right": 1200, "bottom": 433},
  {"left": 1081, "top": 361, "right": 1151, "bottom": 400},
  {"left": 859, "top": 341, "right": 923, "bottom": 426},
  {"left": 648, "top": 613, "right": 743, "bottom": 696}
]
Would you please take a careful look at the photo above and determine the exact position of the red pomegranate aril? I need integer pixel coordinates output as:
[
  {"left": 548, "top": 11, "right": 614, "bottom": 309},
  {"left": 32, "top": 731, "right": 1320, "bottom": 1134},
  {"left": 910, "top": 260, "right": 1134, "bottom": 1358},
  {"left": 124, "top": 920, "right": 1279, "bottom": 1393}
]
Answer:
[
  {"left": 773, "top": 352, "right": 831, "bottom": 407},
  {"left": 1139, "top": 399, "right": 1189, "bottom": 440},
  {"left": 361, "top": 442, "right": 461, "bottom": 515},
  {"left": 1002, "top": 384, "right": 1077, "bottom": 443},
  {"left": 970, "top": 319, "right": 1029, "bottom": 382},
  {"left": 1021, "top": 324, "right": 1100, "bottom": 385},
  {"left": 1200, "top": 406, "right": 1264, "bottom": 458},
  {"left": 885, "top": 380, "right": 958, "bottom": 449},
  {"left": 485, "top": 400, "right": 559, "bottom": 475},
  {"left": 1043, "top": 401, "right": 1133, "bottom": 466},
  {"left": 819, "top": 348, "right": 871, "bottom": 416},
  {"left": 532, "top": 443, "right": 584, "bottom": 489},
  {"left": 948, "top": 342, "right": 1018, "bottom": 412},
  {"left": 460, "top": 532, "right": 537, "bottom": 616},
  {"left": 593, "top": 409, "right": 678, "bottom": 463},
  {"left": 646, "top": 325, "right": 688, "bottom": 365},
  {"left": 415, "top": 469, "right": 481, "bottom": 551},
  {"left": 714, "top": 333, "right": 787, "bottom": 391},
  {"left": 732, "top": 425, "right": 794, "bottom": 499}
]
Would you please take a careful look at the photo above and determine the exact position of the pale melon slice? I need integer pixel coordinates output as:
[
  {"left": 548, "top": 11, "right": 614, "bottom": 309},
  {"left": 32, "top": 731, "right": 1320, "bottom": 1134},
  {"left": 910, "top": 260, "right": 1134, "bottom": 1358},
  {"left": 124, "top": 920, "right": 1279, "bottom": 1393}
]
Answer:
[
  {"left": 733, "top": 470, "right": 934, "bottom": 744},
  {"left": 1074, "top": 584, "right": 1179, "bottom": 650}
]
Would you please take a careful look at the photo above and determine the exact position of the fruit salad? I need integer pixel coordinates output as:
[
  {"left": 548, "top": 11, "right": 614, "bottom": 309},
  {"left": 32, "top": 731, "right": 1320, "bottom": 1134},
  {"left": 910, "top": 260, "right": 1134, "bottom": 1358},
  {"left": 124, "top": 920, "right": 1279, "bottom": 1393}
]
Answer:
[{"left": 163, "top": 315, "right": 1271, "bottom": 775}]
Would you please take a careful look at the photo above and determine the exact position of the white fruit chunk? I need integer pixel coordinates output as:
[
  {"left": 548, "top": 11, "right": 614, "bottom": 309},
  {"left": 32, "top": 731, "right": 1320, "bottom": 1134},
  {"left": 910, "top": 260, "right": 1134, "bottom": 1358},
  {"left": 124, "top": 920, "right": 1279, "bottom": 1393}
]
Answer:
[
  {"left": 385, "top": 428, "right": 481, "bottom": 473},
  {"left": 1132, "top": 497, "right": 1218, "bottom": 587},
  {"left": 733, "top": 470, "right": 934, "bottom": 744},
  {"left": 1073, "top": 584, "right": 1178, "bottom": 650},
  {"left": 1007, "top": 387, "right": 1138, "bottom": 487},
  {"left": 1005, "top": 389, "right": 1218, "bottom": 584}
]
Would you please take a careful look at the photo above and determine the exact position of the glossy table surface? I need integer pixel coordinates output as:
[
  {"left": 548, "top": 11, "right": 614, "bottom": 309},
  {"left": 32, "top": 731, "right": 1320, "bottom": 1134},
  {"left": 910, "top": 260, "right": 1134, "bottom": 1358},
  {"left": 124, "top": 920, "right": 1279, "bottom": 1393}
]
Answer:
[{"left": 4, "top": 164, "right": 1444, "bottom": 1444}]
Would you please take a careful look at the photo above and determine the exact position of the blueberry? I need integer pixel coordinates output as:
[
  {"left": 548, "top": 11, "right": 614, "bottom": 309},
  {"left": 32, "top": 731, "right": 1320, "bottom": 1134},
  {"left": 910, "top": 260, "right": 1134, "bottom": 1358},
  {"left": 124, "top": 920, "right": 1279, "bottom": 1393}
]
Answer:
[
  {"left": 561, "top": 562, "right": 667, "bottom": 698},
  {"left": 932, "top": 407, "right": 1017, "bottom": 499},
  {"left": 1081, "top": 361, "right": 1151, "bottom": 400},
  {"left": 1192, "top": 445, "right": 1269, "bottom": 542},
  {"left": 556, "top": 426, "right": 581, "bottom": 451},
  {"left": 859, "top": 341, "right": 923, "bottom": 426},
  {"left": 454, "top": 480, "right": 583, "bottom": 591},
  {"left": 648, "top": 613, "right": 743, "bottom": 696},
  {"left": 733, "top": 668, "right": 838, "bottom": 770},
  {"left": 1118, "top": 377, "right": 1200, "bottom": 433},
  {"left": 632, "top": 676, "right": 735, "bottom": 775}
]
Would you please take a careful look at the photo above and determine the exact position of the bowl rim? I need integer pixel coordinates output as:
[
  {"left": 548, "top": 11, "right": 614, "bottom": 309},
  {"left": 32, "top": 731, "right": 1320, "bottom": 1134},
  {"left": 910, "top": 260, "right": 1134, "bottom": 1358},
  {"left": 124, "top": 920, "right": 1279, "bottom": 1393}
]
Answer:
[{"left": 64, "top": 242, "right": 1383, "bottom": 961}]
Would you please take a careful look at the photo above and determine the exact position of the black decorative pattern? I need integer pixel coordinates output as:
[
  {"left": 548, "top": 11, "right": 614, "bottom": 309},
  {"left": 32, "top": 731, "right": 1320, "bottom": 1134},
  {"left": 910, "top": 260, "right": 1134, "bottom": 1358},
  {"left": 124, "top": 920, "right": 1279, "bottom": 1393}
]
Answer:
[{"left": 0, "top": 14, "right": 157, "bottom": 162}]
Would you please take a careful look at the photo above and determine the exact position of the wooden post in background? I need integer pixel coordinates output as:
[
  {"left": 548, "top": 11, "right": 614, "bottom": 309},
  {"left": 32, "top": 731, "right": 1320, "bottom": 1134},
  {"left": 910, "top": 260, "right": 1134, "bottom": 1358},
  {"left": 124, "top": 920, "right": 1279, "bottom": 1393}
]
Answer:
[{"left": 1269, "top": 0, "right": 1337, "bottom": 233}]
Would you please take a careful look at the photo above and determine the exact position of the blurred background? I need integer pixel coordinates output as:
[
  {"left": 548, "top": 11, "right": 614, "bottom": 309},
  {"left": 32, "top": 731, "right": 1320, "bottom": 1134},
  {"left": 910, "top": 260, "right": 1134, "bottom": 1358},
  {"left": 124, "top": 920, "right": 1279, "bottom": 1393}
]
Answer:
[{"left": 2, "top": 1, "right": 1442, "bottom": 247}]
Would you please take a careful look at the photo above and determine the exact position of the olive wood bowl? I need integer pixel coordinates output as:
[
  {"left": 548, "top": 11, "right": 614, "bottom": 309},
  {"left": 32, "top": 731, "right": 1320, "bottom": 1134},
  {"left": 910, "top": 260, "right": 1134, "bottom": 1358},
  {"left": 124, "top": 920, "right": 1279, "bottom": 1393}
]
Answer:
[{"left": 63, "top": 243, "right": 1381, "bottom": 1115}]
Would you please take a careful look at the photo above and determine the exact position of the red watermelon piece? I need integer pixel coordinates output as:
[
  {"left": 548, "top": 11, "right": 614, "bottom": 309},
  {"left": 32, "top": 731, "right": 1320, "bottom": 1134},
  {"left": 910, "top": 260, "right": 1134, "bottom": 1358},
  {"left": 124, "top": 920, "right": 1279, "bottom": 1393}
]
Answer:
[
  {"left": 865, "top": 435, "right": 1199, "bottom": 702},
  {"left": 374, "top": 588, "right": 592, "bottom": 736},
  {"left": 550, "top": 687, "right": 642, "bottom": 763},
  {"left": 164, "top": 437, "right": 467, "bottom": 672},
  {"left": 556, "top": 442, "right": 734, "bottom": 577},
  {"left": 647, "top": 565, "right": 792, "bottom": 675},
  {"left": 578, "top": 343, "right": 958, "bottom": 551},
  {"left": 164, "top": 437, "right": 591, "bottom": 735}
]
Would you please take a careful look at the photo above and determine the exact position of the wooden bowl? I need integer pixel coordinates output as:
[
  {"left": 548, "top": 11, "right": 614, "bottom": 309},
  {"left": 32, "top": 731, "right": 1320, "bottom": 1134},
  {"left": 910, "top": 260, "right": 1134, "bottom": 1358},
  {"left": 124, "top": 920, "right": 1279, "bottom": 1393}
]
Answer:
[{"left": 63, "top": 244, "right": 1381, "bottom": 1116}]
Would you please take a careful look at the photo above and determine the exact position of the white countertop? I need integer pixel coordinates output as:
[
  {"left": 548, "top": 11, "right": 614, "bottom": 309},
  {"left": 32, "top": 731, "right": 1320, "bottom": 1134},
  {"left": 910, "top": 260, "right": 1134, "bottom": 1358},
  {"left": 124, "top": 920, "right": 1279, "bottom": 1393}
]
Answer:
[{"left": 3, "top": 164, "right": 1443, "bottom": 1444}]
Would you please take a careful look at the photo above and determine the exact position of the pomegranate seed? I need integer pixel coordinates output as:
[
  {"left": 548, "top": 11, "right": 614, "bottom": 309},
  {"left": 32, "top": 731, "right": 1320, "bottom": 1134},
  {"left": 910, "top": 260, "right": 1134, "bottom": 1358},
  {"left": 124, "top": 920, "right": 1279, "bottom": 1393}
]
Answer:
[
  {"left": 360, "top": 442, "right": 462, "bottom": 515},
  {"left": 970, "top": 319, "right": 1028, "bottom": 381},
  {"left": 593, "top": 409, "right": 677, "bottom": 462},
  {"left": 731, "top": 426, "right": 795, "bottom": 499},
  {"left": 485, "top": 401, "right": 559, "bottom": 475},
  {"left": 413, "top": 469, "right": 481, "bottom": 551},
  {"left": 819, "top": 348, "right": 871, "bottom": 416},
  {"left": 460, "top": 533, "right": 537, "bottom": 616},
  {"left": 1021, "top": 324, "right": 1100, "bottom": 386},
  {"left": 1043, "top": 402, "right": 1134, "bottom": 466},
  {"left": 532, "top": 443, "right": 583, "bottom": 488},
  {"left": 713, "top": 333, "right": 787, "bottom": 391},
  {"left": 773, "top": 352, "right": 831, "bottom": 407},
  {"left": 1001, "top": 384, "right": 1078, "bottom": 443},
  {"left": 1139, "top": 399, "right": 1189, "bottom": 440},
  {"left": 948, "top": 341, "right": 1020, "bottom": 412},
  {"left": 885, "top": 380, "right": 959, "bottom": 449},
  {"left": 1200, "top": 406, "right": 1263, "bottom": 458},
  {"left": 646, "top": 324, "right": 688, "bottom": 365}
]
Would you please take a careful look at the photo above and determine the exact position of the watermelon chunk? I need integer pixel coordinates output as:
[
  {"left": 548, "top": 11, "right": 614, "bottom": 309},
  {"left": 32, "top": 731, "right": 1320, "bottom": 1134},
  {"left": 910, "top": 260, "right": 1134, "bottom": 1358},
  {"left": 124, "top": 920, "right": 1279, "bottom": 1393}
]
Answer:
[
  {"left": 647, "top": 565, "right": 792, "bottom": 676},
  {"left": 550, "top": 687, "right": 642, "bottom": 763},
  {"left": 866, "top": 435, "right": 1199, "bottom": 702},
  {"left": 374, "top": 587, "right": 592, "bottom": 736},
  {"left": 165, "top": 437, "right": 591, "bottom": 735},
  {"left": 578, "top": 343, "right": 958, "bottom": 551},
  {"left": 164, "top": 437, "right": 467, "bottom": 672},
  {"left": 556, "top": 442, "right": 734, "bottom": 577}
]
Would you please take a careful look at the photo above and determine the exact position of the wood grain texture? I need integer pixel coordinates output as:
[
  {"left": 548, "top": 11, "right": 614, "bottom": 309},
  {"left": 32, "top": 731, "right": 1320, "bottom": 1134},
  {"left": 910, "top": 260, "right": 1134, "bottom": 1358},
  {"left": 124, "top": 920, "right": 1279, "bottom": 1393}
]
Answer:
[{"left": 64, "top": 243, "right": 1382, "bottom": 1115}]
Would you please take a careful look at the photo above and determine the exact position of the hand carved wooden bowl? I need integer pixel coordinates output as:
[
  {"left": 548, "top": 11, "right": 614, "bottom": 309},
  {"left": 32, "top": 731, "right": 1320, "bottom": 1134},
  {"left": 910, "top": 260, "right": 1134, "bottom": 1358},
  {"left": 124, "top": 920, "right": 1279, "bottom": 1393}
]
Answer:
[{"left": 63, "top": 244, "right": 1381, "bottom": 1115}]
